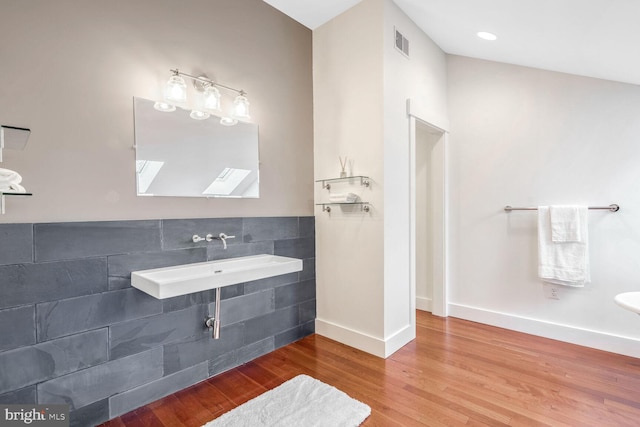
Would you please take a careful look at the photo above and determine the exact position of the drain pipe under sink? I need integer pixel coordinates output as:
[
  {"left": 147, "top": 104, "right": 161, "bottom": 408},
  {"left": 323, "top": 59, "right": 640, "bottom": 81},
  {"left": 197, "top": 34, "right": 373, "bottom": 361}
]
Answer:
[{"left": 205, "top": 287, "right": 221, "bottom": 339}]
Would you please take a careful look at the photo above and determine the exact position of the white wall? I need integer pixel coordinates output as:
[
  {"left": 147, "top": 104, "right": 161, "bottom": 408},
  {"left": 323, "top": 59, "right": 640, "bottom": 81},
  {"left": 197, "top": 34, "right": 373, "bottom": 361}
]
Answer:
[
  {"left": 0, "top": 0, "right": 313, "bottom": 223},
  {"left": 313, "top": 0, "right": 448, "bottom": 358},
  {"left": 313, "top": 0, "right": 386, "bottom": 354},
  {"left": 382, "top": 0, "right": 448, "bottom": 349},
  {"left": 447, "top": 55, "right": 640, "bottom": 356}
]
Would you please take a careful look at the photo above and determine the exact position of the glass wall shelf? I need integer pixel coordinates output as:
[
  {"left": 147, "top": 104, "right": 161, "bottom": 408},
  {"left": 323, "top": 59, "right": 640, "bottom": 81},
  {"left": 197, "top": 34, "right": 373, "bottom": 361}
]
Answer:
[
  {"left": 315, "top": 202, "right": 370, "bottom": 213},
  {"left": 0, "top": 191, "right": 32, "bottom": 215},
  {"left": 0, "top": 125, "right": 30, "bottom": 163},
  {"left": 316, "top": 175, "right": 370, "bottom": 190}
]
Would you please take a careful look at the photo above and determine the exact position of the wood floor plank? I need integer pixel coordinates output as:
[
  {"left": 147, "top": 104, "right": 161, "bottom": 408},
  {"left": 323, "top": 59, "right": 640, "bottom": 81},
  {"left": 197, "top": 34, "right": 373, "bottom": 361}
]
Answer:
[
  {"left": 273, "top": 345, "right": 469, "bottom": 426},
  {"left": 123, "top": 406, "right": 163, "bottom": 427},
  {"left": 236, "top": 361, "right": 286, "bottom": 390},
  {"left": 171, "top": 388, "right": 217, "bottom": 427},
  {"left": 131, "top": 407, "right": 165, "bottom": 427},
  {"left": 170, "top": 381, "right": 230, "bottom": 421},
  {"left": 404, "top": 331, "right": 637, "bottom": 423},
  {"left": 146, "top": 395, "right": 193, "bottom": 427},
  {"left": 291, "top": 336, "right": 530, "bottom": 425},
  {"left": 102, "top": 311, "right": 640, "bottom": 427},
  {"left": 99, "top": 419, "right": 127, "bottom": 427},
  {"left": 206, "top": 369, "right": 267, "bottom": 406}
]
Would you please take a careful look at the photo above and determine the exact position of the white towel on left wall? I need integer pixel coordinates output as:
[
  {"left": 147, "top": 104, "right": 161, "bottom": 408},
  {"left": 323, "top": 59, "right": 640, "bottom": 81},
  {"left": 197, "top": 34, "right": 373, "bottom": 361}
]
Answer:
[
  {"left": 0, "top": 168, "right": 26, "bottom": 193},
  {"left": 328, "top": 193, "right": 358, "bottom": 203},
  {"left": 0, "top": 168, "right": 22, "bottom": 185},
  {"left": 538, "top": 206, "right": 590, "bottom": 287},
  {"left": 0, "top": 183, "right": 26, "bottom": 193}
]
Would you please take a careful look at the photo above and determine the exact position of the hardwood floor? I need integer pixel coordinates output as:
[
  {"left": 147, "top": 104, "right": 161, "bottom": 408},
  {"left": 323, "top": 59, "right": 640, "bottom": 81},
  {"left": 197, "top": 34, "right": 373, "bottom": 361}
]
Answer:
[{"left": 101, "top": 311, "right": 640, "bottom": 426}]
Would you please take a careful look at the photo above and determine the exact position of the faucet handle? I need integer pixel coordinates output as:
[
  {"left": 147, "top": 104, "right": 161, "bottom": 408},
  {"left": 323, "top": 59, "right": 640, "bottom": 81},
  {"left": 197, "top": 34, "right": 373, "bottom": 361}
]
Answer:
[
  {"left": 219, "top": 233, "right": 236, "bottom": 240},
  {"left": 205, "top": 234, "right": 214, "bottom": 242},
  {"left": 192, "top": 234, "right": 206, "bottom": 243}
]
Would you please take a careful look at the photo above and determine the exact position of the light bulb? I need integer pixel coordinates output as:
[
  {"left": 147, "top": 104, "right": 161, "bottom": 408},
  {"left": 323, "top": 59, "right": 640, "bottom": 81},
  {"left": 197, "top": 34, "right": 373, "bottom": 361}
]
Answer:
[
  {"left": 220, "top": 117, "right": 238, "bottom": 126},
  {"left": 165, "top": 74, "right": 187, "bottom": 103},
  {"left": 232, "top": 94, "right": 250, "bottom": 120},
  {"left": 153, "top": 101, "right": 176, "bottom": 112},
  {"left": 203, "top": 85, "right": 221, "bottom": 112},
  {"left": 190, "top": 110, "right": 210, "bottom": 120}
]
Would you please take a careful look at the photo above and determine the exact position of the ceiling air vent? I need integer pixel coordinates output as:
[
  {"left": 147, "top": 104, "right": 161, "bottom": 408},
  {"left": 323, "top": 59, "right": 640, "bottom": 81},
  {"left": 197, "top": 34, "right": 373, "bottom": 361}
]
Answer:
[{"left": 395, "top": 27, "right": 409, "bottom": 57}]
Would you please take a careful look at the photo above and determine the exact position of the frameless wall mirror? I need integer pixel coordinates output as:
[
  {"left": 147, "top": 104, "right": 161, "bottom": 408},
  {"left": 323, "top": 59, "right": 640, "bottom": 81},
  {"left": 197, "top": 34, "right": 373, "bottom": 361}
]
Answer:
[{"left": 133, "top": 97, "right": 259, "bottom": 198}]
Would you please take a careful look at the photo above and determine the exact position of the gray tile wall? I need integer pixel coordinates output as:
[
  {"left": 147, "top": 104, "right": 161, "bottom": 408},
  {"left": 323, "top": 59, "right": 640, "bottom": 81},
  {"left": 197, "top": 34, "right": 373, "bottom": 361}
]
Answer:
[{"left": 0, "top": 217, "right": 315, "bottom": 426}]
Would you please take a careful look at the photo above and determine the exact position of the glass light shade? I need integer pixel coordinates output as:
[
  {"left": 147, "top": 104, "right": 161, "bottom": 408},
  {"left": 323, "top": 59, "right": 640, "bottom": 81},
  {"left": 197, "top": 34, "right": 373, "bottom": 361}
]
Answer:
[
  {"left": 153, "top": 101, "right": 176, "bottom": 112},
  {"left": 190, "top": 110, "right": 210, "bottom": 120},
  {"left": 203, "top": 85, "right": 221, "bottom": 112},
  {"left": 165, "top": 75, "right": 187, "bottom": 103},
  {"left": 220, "top": 117, "right": 238, "bottom": 126},
  {"left": 232, "top": 95, "right": 250, "bottom": 120}
]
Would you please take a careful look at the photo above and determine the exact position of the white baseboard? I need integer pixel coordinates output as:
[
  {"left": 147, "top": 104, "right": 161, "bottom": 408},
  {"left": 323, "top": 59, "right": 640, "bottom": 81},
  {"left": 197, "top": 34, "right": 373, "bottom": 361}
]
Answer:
[
  {"left": 384, "top": 323, "right": 416, "bottom": 357},
  {"left": 416, "top": 297, "right": 432, "bottom": 312},
  {"left": 448, "top": 303, "right": 640, "bottom": 359},
  {"left": 315, "top": 318, "right": 414, "bottom": 359}
]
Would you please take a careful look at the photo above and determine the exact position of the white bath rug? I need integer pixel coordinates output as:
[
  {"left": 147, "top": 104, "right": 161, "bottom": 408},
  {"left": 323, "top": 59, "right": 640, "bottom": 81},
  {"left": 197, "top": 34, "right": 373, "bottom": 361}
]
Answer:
[{"left": 202, "top": 374, "right": 371, "bottom": 427}]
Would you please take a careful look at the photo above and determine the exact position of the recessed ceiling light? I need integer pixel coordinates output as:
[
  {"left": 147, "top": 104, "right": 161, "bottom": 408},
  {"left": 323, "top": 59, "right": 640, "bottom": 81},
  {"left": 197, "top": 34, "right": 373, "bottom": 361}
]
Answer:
[{"left": 477, "top": 31, "right": 497, "bottom": 41}]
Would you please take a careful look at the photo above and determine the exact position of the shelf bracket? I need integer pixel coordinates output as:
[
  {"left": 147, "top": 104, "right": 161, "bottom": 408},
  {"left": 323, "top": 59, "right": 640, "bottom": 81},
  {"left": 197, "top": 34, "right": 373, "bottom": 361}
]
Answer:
[
  {"left": 0, "top": 192, "right": 33, "bottom": 215},
  {"left": 317, "top": 202, "right": 370, "bottom": 213},
  {"left": 318, "top": 176, "right": 371, "bottom": 191}
]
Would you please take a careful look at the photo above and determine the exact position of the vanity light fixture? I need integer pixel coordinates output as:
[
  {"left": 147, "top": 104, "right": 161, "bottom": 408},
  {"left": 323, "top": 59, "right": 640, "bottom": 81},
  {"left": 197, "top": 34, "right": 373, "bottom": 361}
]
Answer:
[
  {"left": 164, "top": 70, "right": 187, "bottom": 103},
  {"left": 160, "top": 69, "right": 250, "bottom": 125},
  {"left": 232, "top": 94, "right": 250, "bottom": 120},
  {"left": 203, "top": 85, "right": 221, "bottom": 112}
]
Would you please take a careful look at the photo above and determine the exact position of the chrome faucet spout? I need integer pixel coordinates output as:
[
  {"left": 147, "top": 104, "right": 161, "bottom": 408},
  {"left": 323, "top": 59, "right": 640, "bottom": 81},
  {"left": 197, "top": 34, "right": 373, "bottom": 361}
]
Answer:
[{"left": 213, "top": 232, "right": 235, "bottom": 250}]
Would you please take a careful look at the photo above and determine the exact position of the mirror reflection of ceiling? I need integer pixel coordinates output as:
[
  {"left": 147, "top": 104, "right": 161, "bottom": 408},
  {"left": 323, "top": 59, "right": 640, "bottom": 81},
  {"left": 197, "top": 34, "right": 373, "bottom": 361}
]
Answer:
[
  {"left": 134, "top": 97, "right": 259, "bottom": 198},
  {"left": 264, "top": 0, "right": 640, "bottom": 85}
]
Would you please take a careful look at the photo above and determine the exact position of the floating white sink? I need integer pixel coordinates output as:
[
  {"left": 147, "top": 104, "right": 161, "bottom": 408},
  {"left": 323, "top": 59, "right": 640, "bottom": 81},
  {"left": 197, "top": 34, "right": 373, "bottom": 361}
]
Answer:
[
  {"left": 132, "top": 254, "right": 303, "bottom": 299},
  {"left": 614, "top": 292, "right": 640, "bottom": 315}
]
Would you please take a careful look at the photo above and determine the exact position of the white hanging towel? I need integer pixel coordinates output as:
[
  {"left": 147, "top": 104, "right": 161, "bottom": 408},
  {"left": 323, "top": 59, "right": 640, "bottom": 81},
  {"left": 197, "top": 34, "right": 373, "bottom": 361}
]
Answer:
[
  {"left": 538, "top": 206, "right": 590, "bottom": 287},
  {"left": 550, "top": 205, "right": 583, "bottom": 242}
]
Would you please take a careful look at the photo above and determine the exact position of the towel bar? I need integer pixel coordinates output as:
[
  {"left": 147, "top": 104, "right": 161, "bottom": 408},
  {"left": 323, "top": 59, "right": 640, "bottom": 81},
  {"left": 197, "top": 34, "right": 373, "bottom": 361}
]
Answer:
[{"left": 504, "top": 204, "right": 619, "bottom": 212}]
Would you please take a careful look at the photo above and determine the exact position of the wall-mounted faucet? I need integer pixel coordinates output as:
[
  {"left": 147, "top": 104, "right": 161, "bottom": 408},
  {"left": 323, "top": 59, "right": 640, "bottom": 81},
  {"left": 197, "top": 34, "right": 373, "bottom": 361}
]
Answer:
[
  {"left": 212, "top": 232, "right": 235, "bottom": 250},
  {"left": 191, "top": 233, "right": 235, "bottom": 249}
]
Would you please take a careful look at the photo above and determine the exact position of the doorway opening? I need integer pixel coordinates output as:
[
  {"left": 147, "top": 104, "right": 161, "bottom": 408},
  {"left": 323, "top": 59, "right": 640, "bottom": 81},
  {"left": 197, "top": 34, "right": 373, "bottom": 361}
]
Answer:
[{"left": 410, "top": 118, "right": 448, "bottom": 317}]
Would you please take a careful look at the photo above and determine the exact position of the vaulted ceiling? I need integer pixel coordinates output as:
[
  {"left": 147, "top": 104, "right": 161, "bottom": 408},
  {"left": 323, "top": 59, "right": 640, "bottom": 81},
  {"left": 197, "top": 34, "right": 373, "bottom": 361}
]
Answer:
[{"left": 263, "top": 0, "right": 640, "bottom": 86}]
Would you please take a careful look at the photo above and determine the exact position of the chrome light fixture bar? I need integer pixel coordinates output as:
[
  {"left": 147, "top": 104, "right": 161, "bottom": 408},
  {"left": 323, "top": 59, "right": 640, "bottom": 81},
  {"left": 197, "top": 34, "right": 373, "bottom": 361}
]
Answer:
[{"left": 159, "top": 69, "right": 251, "bottom": 124}]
